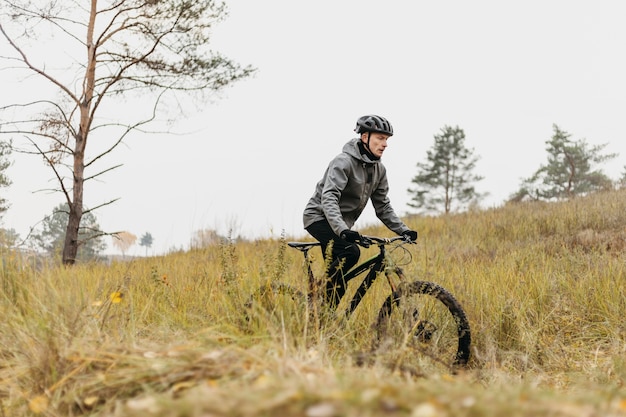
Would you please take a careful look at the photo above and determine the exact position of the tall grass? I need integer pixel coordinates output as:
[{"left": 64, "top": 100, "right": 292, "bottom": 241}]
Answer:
[{"left": 1, "top": 191, "right": 626, "bottom": 416}]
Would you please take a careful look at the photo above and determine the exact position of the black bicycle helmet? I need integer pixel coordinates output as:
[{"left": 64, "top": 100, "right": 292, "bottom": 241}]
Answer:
[{"left": 355, "top": 115, "right": 394, "bottom": 136}]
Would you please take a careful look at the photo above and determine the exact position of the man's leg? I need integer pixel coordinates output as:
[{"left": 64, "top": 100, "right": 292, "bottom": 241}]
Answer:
[{"left": 306, "top": 220, "right": 360, "bottom": 308}]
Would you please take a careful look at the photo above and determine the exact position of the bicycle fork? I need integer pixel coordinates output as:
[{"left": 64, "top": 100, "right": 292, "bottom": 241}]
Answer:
[{"left": 384, "top": 265, "right": 407, "bottom": 294}]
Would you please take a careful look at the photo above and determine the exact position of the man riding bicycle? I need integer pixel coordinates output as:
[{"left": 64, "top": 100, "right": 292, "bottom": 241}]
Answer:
[{"left": 303, "top": 114, "right": 418, "bottom": 308}]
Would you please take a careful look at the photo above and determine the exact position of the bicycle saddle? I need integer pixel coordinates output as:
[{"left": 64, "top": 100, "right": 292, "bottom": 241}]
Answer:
[{"left": 287, "top": 242, "right": 321, "bottom": 251}]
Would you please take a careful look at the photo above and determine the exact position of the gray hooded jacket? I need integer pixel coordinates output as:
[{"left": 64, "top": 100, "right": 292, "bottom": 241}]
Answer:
[{"left": 303, "top": 138, "right": 409, "bottom": 237}]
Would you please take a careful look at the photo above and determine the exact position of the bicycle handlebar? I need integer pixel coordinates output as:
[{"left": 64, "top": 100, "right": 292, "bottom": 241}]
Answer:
[
  {"left": 287, "top": 235, "right": 415, "bottom": 251},
  {"left": 357, "top": 235, "right": 415, "bottom": 248}
]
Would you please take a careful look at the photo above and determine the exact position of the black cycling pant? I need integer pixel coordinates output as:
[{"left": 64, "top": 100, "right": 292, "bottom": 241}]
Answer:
[{"left": 305, "top": 219, "right": 360, "bottom": 308}]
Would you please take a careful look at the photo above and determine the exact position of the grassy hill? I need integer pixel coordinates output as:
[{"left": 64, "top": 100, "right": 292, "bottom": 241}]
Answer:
[{"left": 2, "top": 190, "right": 626, "bottom": 416}]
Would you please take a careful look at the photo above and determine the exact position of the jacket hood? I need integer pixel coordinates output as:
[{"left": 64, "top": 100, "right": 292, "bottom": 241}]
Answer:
[{"left": 342, "top": 138, "right": 379, "bottom": 164}]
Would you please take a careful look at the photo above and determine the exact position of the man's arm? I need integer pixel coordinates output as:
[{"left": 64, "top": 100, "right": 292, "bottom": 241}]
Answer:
[{"left": 321, "top": 156, "right": 351, "bottom": 236}]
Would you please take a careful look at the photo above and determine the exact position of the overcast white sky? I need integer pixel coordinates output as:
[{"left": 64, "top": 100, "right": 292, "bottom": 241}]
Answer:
[{"left": 2, "top": 1, "right": 626, "bottom": 255}]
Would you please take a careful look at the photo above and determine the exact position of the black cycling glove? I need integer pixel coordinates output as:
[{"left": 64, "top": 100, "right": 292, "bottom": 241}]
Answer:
[
  {"left": 340, "top": 229, "right": 361, "bottom": 243},
  {"left": 401, "top": 230, "right": 418, "bottom": 242}
]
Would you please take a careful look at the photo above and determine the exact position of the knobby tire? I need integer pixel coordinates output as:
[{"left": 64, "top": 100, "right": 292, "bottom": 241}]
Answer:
[{"left": 375, "top": 280, "right": 471, "bottom": 367}]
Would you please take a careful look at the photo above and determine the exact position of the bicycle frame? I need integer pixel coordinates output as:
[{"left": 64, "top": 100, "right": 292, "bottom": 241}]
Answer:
[
  {"left": 286, "top": 236, "right": 472, "bottom": 367},
  {"left": 289, "top": 236, "right": 409, "bottom": 318}
]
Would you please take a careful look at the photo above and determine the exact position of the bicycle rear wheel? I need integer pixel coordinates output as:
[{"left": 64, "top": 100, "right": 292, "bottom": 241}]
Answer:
[{"left": 375, "top": 280, "right": 471, "bottom": 370}]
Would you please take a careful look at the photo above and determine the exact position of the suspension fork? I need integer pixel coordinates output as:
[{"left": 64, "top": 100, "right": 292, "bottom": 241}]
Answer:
[{"left": 384, "top": 265, "right": 407, "bottom": 294}]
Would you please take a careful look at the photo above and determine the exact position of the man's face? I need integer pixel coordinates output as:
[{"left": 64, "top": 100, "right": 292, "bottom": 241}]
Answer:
[{"left": 362, "top": 133, "right": 390, "bottom": 158}]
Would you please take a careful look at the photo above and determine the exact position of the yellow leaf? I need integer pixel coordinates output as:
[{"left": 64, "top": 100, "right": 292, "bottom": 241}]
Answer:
[
  {"left": 28, "top": 395, "right": 49, "bottom": 414},
  {"left": 110, "top": 292, "right": 123, "bottom": 303}
]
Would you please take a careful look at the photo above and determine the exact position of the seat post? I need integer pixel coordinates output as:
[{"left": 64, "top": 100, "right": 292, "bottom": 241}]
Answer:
[
  {"left": 288, "top": 241, "right": 322, "bottom": 307},
  {"left": 302, "top": 249, "right": 316, "bottom": 295}
]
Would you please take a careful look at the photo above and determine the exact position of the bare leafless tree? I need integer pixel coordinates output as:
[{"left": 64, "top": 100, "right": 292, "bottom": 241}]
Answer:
[{"left": 0, "top": 0, "right": 255, "bottom": 264}]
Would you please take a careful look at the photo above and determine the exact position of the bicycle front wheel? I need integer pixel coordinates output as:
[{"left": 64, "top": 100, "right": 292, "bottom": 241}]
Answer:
[{"left": 375, "top": 280, "right": 471, "bottom": 370}]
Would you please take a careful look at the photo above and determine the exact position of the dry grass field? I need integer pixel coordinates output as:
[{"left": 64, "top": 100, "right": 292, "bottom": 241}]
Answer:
[{"left": 1, "top": 190, "right": 626, "bottom": 416}]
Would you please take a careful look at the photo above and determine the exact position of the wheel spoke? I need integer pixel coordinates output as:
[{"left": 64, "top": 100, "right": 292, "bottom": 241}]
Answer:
[{"left": 375, "top": 281, "right": 471, "bottom": 371}]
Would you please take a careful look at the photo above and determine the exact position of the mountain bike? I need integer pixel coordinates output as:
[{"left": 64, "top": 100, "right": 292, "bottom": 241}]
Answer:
[{"left": 245, "top": 235, "right": 471, "bottom": 369}]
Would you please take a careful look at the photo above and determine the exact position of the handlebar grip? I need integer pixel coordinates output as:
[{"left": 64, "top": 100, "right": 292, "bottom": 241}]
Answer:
[
  {"left": 402, "top": 235, "right": 417, "bottom": 244},
  {"left": 358, "top": 236, "right": 372, "bottom": 248}
]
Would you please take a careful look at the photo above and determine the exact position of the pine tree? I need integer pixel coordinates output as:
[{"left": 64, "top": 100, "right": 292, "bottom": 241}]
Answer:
[
  {"left": 139, "top": 232, "right": 154, "bottom": 256},
  {"left": 408, "top": 125, "right": 484, "bottom": 214},
  {"left": 511, "top": 124, "right": 616, "bottom": 201}
]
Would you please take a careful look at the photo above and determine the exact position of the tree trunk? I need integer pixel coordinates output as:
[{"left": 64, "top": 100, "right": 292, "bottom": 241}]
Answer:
[
  {"left": 62, "top": 201, "right": 81, "bottom": 265},
  {"left": 61, "top": 2, "right": 96, "bottom": 265}
]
